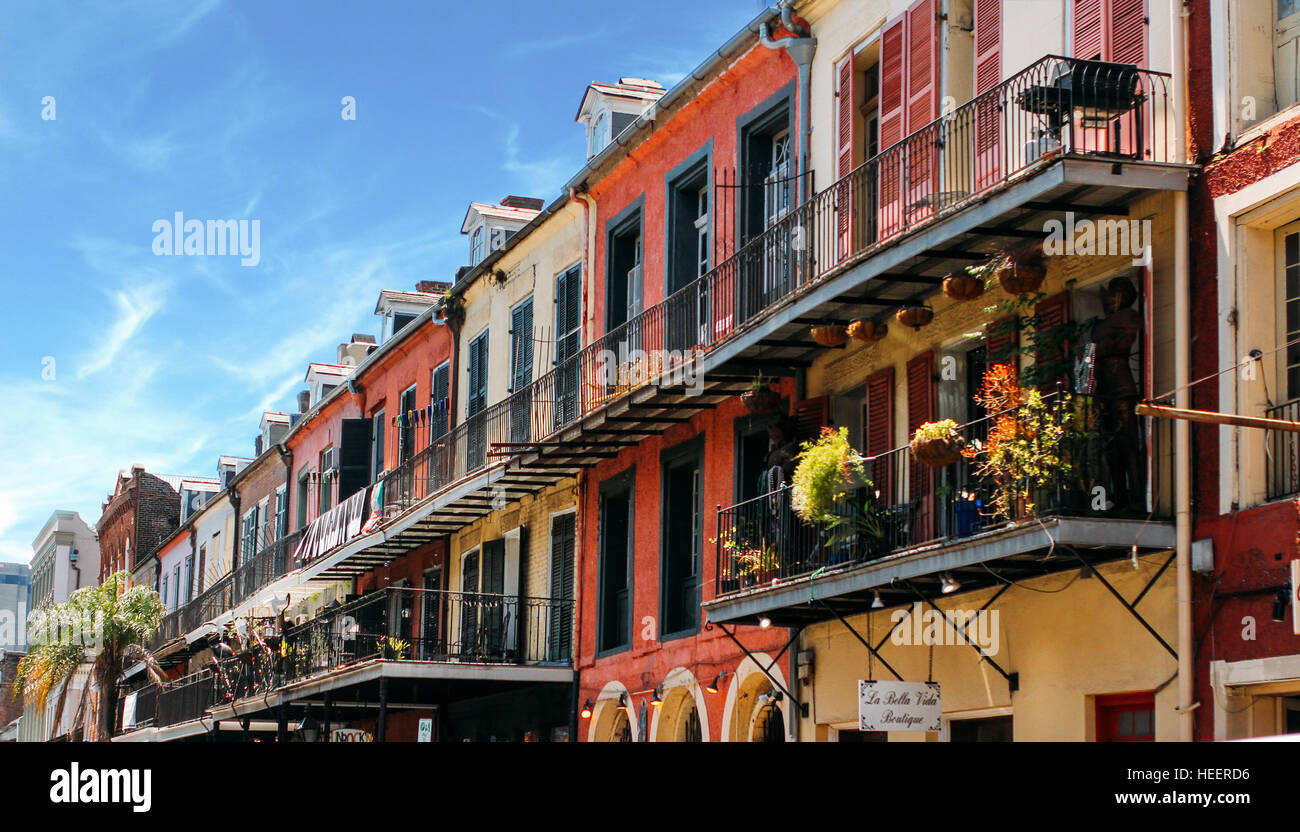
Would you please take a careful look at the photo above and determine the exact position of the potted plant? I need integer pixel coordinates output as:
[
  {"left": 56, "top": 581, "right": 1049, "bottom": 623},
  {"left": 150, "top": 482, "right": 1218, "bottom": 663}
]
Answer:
[
  {"left": 996, "top": 248, "right": 1047, "bottom": 295},
  {"left": 909, "top": 419, "right": 966, "bottom": 467},
  {"left": 792, "top": 427, "right": 867, "bottom": 525},
  {"left": 968, "top": 364, "right": 1073, "bottom": 521},
  {"left": 847, "top": 318, "right": 888, "bottom": 343},
  {"left": 375, "top": 636, "right": 410, "bottom": 660},
  {"left": 734, "top": 543, "right": 779, "bottom": 586},
  {"left": 811, "top": 324, "right": 850, "bottom": 347},
  {"left": 942, "top": 267, "right": 986, "bottom": 302},
  {"left": 741, "top": 376, "right": 782, "bottom": 415},
  {"left": 895, "top": 304, "right": 934, "bottom": 330}
]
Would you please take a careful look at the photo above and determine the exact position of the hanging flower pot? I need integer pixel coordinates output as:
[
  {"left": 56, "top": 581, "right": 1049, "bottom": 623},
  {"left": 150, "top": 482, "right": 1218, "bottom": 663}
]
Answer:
[
  {"left": 811, "top": 324, "right": 850, "bottom": 347},
  {"left": 909, "top": 419, "right": 966, "bottom": 468},
  {"left": 997, "top": 250, "right": 1047, "bottom": 295},
  {"left": 942, "top": 270, "right": 985, "bottom": 302},
  {"left": 847, "top": 319, "right": 888, "bottom": 343},
  {"left": 895, "top": 305, "right": 934, "bottom": 330},
  {"left": 741, "top": 382, "right": 782, "bottom": 415}
]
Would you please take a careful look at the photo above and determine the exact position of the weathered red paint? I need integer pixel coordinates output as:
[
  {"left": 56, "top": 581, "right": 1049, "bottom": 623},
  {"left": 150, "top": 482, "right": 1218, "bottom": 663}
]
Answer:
[{"left": 576, "top": 41, "right": 801, "bottom": 740}]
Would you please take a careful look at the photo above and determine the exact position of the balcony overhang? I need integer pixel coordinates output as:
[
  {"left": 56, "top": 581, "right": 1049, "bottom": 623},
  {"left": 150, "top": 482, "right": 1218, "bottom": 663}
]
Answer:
[
  {"left": 206, "top": 659, "right": 576, "bottom": 723},
  {"left": 699, "top": 156, "right": 1193, "bottom": 379},
  {"left": 704, "top": 515, "right": 1174, "bottom": 628}
]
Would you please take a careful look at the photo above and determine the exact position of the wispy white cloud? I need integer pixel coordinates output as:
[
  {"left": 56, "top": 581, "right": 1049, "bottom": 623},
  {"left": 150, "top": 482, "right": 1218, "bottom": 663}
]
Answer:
[{"left": 76, "top": 282, "right": 167, "bottom": 379}]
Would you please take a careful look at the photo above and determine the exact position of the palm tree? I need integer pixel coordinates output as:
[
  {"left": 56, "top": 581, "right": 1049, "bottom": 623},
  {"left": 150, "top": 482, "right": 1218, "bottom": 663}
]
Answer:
[{"left": 14, "top": 571, "right": 165, "bottom": 742}]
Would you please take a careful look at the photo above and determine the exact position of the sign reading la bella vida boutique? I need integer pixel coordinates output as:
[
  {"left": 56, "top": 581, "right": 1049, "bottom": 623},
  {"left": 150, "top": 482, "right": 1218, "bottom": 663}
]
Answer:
[{"left": 858, "top": 681, "right": 942, "bottom": 732}]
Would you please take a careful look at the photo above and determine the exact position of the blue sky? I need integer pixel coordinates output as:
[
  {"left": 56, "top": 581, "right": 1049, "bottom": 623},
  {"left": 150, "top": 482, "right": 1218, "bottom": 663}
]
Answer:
[{"left": 0, "top": 0, "right": 766, "bottom": 563}]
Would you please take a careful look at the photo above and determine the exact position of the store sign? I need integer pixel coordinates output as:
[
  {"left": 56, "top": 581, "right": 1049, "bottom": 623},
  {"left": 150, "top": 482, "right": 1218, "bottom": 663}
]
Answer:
[
  {"left": 332, "top": 728, "right": 373, "bottom": 742},
  {"left": 121, "top": 692, "right": 137, "bottom": 730},
  {"left": 418, "top": 718, "right": 433, "bottom": 742},
  {"left": 293, "top": 486, "right": 373, "bottom": 566},
  {"left": 858, "top": 681, "right": 942, "bottom": 732}
]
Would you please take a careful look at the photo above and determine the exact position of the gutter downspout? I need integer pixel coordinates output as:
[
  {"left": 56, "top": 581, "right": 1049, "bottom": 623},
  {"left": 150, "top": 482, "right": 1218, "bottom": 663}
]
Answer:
[
  {"left": 761, "top": 5, "right": 816, "bottom": 202},
  {"left": 571, "top": 188, "right": 597, "bottom": 343},
  {"left": 1171, "top": 0, "right": 1196, "bottom": 742}
]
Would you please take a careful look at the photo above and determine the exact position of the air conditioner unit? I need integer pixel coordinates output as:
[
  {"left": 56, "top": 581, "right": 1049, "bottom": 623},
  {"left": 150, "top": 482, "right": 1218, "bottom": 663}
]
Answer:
[{"left": 321, "top": 448, "right": 339, "bottom": 478}]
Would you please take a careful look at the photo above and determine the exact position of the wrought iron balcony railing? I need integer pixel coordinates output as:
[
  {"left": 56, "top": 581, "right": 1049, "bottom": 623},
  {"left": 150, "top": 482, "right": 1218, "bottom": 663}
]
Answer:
[
  {"left": 716, "top": 394, "right": 1173, "bottom": 597},
  {"left": 1266, "top": 399, "right": 1300, "bottom": 500},
  {"left": 185, "top": 55, "right": 1173, "bottom": 625},
  {"left": 203, "top": 587, "right": 574, "bottom": 707},
  {"left": 152, "top": 670, "right": 216, "bottom": 729}
]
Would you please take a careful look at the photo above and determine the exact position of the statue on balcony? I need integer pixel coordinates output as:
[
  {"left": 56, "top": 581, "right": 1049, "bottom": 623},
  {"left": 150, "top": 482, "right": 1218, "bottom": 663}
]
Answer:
[{"left": 1090, "top": 276, "right": 1143, "bottom": 512}]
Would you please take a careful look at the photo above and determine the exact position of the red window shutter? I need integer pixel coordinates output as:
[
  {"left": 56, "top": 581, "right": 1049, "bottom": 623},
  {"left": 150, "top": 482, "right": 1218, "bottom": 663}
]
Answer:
[
  {"left": 793, "top": 396, "right": 830, "bottom": 445},
  {"left": 878, "top": 18, "right": 906, "bottom": 150},
  {"left": 906, "top": 352, "right": 936, "bottom": 538},
  {"left": 1072, "top": 0, "right": 1103, "bottom": 60},
  {"left": 1108, "top": 0, "right": 1146, "bottom": 65},
  {"left": 836, "top": 54, "right": 856, "bottom": 178},
  {"left": 986, "top": 315, "right": 1020, "bottom": 372},
  {"left": 1033, "top": 291, "right": 1072, "bottom": 389},
  {"left": 973, "top": 0, "right": 1002, "bottom": 94},
  {"left": 865, "top": 367, "right": 896, "bottom": 503},
  {"left": 905, "top": 0, "right": 938, "bottom": 132}
]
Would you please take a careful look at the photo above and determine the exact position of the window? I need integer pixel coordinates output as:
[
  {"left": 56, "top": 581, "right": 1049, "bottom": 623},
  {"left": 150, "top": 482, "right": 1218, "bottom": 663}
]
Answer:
[
  {"left": 1278, "top": 1, "right": 1300, "bottom": 113},
  {"left": 554, "top": 265, "right": 582, "bottom": 428},
  {"left": 467, "top": 330, "right": 489, "bottom": 469},
  {"left": 660, "top": 439, "right": 702, "bottom": 638},
  {"left": 470, "top": 226, "right": 485, "bottom": 265},
  {"left": 606, "top": 206, "right": 644, "bottom": 333},
  {"left": 172, "top": 565, "right": 181, "bottom": 609},
  {"left": 593, "top": 110, "right": 611, "bottom": 152},
  {"left": 241, "top": 507, "right": 259, "bottom": 565},
  {"left": 296, "top": 470, "right": 309, "bottom": 530},
  {"left": 338, "top": 418, "right": 373, "bottom": 502},
  {"left": 948, "top": 715, "right": 1013, "bottom": 742},
  {"left": 668, "top": 160, "right": 710, "bottom": 295},
  {"left": 372, "top": 409, "right": 386, "bottom": 478},
  {"left": 548, "top": 512, "right": 576, "bottom": 662},
  {"left": 392, "top": 312, "right": 417, "bottom": 335},
  {"left": 510, "top": 297, "right": 534, "bottom": 442},
  {"left": 160, "top": 574, "right": 168, "bottom": 611},
  {"left": 598, "top": 469, "right": 635, "bottom": 653},
  {"left": 1096, "top": 692, "right": 1155, "bottom": 742},
  {"left": 397, "top": 384, "right": 418, "bottom": 465},
  {"left": 431, "top": 363, "right": 450, "bottom": 440},
  {"left": 274, "top": 488, "right": 288, "bottom": 539},
  {"left": 182, "top": 555, "right": 192, "bottom": 604},
  {"left": 1278, "top": 227, "right": 1300, "bottom": 402},
  {"left": 318, "top": 449, "right": 334, "bottom": 516}
]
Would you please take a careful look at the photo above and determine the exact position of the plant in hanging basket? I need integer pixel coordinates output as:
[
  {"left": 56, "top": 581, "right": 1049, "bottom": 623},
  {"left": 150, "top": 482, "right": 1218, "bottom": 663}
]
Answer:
[
  {"left": 942, "top": 269, "right": 985, "bottom": 302},
  {"left": 847, "top": 318, "right": 888, "bottom": 343},
  {"left": 810, "top": 324, "right": 850, "bottom": 347},
  {"left": 436, "top": 290, "right": 465, "bottom": 327},
  {"left": 792, "top": 426, "right": 868, "bottom": 525},
  {"left": 996, "top": 249, "right": 1047, "bottom": 295},
  {"left": 741, "top": 376, "right": 782, "bottom": 415},
  {"left": 895, "top": 305, "right": 934, "bottom": 330},
  {"left": 909, "top": 419, "right": 966, "bottom": 468}
]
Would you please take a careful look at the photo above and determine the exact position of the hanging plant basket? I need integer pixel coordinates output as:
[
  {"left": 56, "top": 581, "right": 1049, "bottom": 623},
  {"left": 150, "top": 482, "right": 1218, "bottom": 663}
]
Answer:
[
  {"left": 942, "top": 271, "right": 985, "bottom": 302},
  {"left": 895, "top": 305, "right": 934, "bottom": 330},
  {"left": 997, "top": 251, "right": 1047, "bottom": 295},
  {"left": 741, "top": 385, "right": 782, "bottom": 415},
  {"left": 909, "top": 420, "right": 966, "bottom": 468},
  {"left": 811, "top": 324, "right": 850, "bottom": 347},
  {"left": 847, "top": 319, "right": 888, "bottom": 343}
]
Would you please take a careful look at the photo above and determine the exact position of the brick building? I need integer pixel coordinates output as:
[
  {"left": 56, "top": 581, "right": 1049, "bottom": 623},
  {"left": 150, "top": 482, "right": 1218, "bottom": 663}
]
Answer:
[{"left": 97, "top": 465, "right": 181, "bottom": 584}]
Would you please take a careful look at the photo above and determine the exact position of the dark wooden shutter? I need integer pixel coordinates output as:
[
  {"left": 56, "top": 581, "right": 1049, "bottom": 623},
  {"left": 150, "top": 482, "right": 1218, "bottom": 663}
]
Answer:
[
  {"left": 864, "top": 367, "right": 896, "bottom": 502},
  {"left": 338, "top": 418, "right": 372, "bottom": 502},
  {"left": 467, "top": 332, "right": 488, "bottom": 469},
  {"left": 1072, "top": 0, "right": 1103, "bottom": 60},
  {"left": 431, "top": 364, "right": 450, "bottom": 439},
  {"left": 793, "top": 396, "right": 830, "bottom": 444},
  {"left": 510, "top": 299, "right": 534, "bottom": 442},
  {"left": 906, "top": 352, "right": 936, "bottom": 539},
  {"left": 548, "top": 513, "right": 575, "bottom": 661},
  {"left": 554, "top": 266, "right": 582, "bottom": 429},
  {"left": 986, "top": 316, "right": 1020, "bottom": 371},
  {"left": 1033, "top": 291, "right": 1071, "bottom": 390},
  {"left": 482, "top": 538, "right": 506, "bottom": 657}
]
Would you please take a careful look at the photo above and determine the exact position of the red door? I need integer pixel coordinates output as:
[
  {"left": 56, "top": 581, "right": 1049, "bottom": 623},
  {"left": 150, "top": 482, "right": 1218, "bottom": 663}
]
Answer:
[{"left": 1096, "top": 692, "right": 1155, "bottom": 742}]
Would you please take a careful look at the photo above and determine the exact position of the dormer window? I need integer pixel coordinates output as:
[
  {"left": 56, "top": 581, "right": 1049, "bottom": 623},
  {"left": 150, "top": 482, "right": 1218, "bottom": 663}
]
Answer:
[
  {"left": 576, "top": 78, "right": 665, "bottom": 160},
  {"left": 471, "top": 226, "right": 486, "bottom": 265},
  {"left": 594, "top": 111, "right": 611, "bottom": 154}
]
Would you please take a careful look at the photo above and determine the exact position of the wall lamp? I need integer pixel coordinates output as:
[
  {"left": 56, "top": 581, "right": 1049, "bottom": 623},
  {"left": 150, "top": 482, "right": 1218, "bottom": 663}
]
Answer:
[{"left": 580, "top": 698, "right": 594, "bottom": 719}]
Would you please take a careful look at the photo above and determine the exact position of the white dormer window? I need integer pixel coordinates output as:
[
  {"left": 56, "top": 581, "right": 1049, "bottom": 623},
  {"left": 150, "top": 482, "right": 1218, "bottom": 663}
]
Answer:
[
  {"left": 471, "top": 226, "right": 485, "bottom": 265},
  {"left": 594, "top": 111, "right": 611, "bottom": 153}
]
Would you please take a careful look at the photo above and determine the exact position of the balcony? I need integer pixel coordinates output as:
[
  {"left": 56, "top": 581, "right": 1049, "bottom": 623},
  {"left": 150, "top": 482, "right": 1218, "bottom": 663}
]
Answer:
[
  {"left": 208, "top": 587, "right": 573, "bottom": 709},
  {"left": 709, "top": 396, "right": 1175, "bottom": 626},
  {"left": 1267, "top": 399, "right": 1300, "bottom": 500},
  {"left": 223, "top": 55, "right": 1187, "bottom": 623}
]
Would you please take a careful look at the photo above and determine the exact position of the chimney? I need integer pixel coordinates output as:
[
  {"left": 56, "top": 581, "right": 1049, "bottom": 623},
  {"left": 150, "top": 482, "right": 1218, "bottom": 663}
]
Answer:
[
  {"left": 297, "top": 390, "right": 311, "bottom": 413},
  {"left": 500, "top": 195, "right": 544, "bottom": 211},
  {"left": 416, "top": 280, "right": 451, "bottom": 295},
  {"left": 254, "top": 434, "right": 264, "bottom": 456}
]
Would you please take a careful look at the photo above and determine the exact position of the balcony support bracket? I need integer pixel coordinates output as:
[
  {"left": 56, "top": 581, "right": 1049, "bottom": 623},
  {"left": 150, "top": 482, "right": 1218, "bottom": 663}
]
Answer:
[
  {"left": 1072, "top": 550, "right": 1178, "bottom": 659},
  {"left": 712, "top": 622, "right": 809, "bottom": 718}
]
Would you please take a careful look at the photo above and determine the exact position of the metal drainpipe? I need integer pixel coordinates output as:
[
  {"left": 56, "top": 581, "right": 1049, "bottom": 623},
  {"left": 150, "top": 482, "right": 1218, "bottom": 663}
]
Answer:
[
  {"left": 571, "top": 188, "right": 596, "bottom": 343},
  {"left": 761, "top": 6, "right": 815, "bottom": 202},
  {"left": 1171, "top": 0, "right": 1196, "bottom": 742}
]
